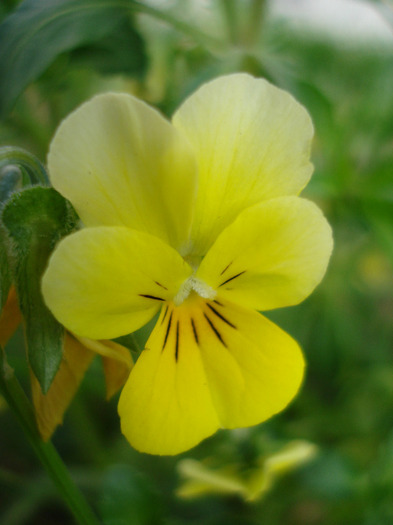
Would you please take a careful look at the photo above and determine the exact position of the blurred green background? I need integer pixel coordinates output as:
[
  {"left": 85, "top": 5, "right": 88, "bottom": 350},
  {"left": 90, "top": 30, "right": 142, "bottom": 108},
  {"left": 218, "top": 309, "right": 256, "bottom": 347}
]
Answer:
[{"left": 1, "top": 0, "right": 393, "bottom": 523}]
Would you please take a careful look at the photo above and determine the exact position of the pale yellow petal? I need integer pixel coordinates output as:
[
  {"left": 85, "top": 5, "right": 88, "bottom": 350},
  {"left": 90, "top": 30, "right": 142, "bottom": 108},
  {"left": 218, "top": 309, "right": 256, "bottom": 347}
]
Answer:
[
  {"left": 42, "top": 227, "right": 192, "bottom": 340},
  {"left": 31, "top": 333, "right": 94, "bottom": 441},
  {"left": 173, "top": 73, "right": 314, "bottom": 255},
  {"left": 48, "top": 93, "right": 197, "bottom": 250},
  {"left": 197, "top": 197, "right": 333, "bottom": 311}
]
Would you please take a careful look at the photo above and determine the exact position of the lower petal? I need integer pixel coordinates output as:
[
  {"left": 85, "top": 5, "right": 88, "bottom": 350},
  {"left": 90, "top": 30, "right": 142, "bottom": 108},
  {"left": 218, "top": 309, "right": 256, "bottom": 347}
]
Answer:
[
  {"left": 196, "top": 298, "right": 305, "bottom": 428},
  {"left": 118, "top": 295, "right": 304, "bottom": 455},
  {"left": 118, "top": 304, "right": 220, "bottom": 455}
]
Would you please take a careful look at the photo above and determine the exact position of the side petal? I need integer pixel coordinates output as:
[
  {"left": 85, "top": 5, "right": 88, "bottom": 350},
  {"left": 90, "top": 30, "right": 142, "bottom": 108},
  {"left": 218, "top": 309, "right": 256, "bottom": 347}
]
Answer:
[
  {"left": 75, "top": 336, "right": 133, "bottom": 399},
  {"left": 118, "top": 295, "right": 304, "bottom": 455},
  {"left": 173, "top": 73, "right": 314, "bottom": 255},
  {"left": 31, "top": 333, "right": 94, "bottom": 441},
  {"left": 197, "top": 197, "right": 333, "bottom": 311},
  {"left": 42, "top": 227, "right": 193, "bottom": 340},
  {"left": 118, "top": 304, "right": 220, "bottom": 455},
  {"left": 48, "top": 93, "right": 197, "bottom": 250}
]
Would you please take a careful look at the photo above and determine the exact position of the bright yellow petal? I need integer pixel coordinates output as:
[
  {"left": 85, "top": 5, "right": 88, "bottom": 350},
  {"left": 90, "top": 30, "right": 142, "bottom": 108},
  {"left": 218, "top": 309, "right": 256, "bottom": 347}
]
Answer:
[
  {"left": 31, "top": 333, "right": 94, "bottom": 441},
  {"left": 173, "top": 73, "right": 314, "bottom": 255},
  {"left": 48, "top": 93, "right": 197, "bottom": 250},
  {"left": 118, "top": 294, "right": 304, "bottom": 455},
  {"left": 0, "top": 287, "right": 22, "bottom": 347},
  {"left": 118, "top": 303, "right": 220, "bottom": 455},
  {"left": 192, "top": 297, "right": 304, "bottom": 429},
  {"left": 75, "top": 336, "right": 133, "bottom": 399},
  {"left": 42, "top": 227, "right": 193, "bottom": 340},
  {"left": 197, "top": 197, "right": 333, "bottom": 311}
]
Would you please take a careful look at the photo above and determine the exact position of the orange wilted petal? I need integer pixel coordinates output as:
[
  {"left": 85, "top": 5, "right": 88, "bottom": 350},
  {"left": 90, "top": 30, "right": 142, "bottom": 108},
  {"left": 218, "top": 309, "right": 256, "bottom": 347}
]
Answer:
[
  {"left": 31, "top": 333, "right": 94, "bottom": 441},
  {"left": 0, "top": 287, "right": 22, "bottom": 347}
]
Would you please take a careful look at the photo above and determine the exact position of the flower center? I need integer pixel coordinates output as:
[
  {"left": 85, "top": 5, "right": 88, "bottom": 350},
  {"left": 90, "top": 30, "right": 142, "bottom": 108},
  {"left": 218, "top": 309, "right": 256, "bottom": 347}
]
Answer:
[{"left": 173, "top": 275, "right": 216, "bottom": 306}]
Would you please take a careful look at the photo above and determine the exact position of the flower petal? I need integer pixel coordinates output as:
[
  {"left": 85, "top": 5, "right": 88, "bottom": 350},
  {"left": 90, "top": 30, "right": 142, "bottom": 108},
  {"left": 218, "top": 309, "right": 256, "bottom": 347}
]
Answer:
[
  {"left": 48, "top": 93, "right": 197, "bottom": 250},
  {"left": 193, "top": 298, "right": 304, "bottom": 429},
  {"left": 197, "top": 197, "right": 333, "bottom": 311},
  {"left": 76, "top": 336, "right": 133, "bottom": 399},
  {"left": 118, "top": 303, "right": 220, "bottom": 455},
  {"left": 42, "top": 227, "right": 193, "bottom": 340},
  {"left": 173, "top": 73, "right": 314, "bottom": 255},
  {"left": 31, "top": 333, "right": 94, "bottom": 441},
  {"left": 118, "top": 295, "right": 304, "bottom": 455},
  {"left": 101, "top": 355, "right": 131, "bottom": 400},
  {"left": 0, "top": 287, "right": 22, "bottom": 347}
]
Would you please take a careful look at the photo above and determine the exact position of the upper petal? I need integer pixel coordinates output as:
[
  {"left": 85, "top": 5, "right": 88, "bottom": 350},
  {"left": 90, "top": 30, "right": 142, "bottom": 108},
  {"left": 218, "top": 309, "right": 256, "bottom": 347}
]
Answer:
[
  {"left": 42, "top": 227, "right": 193, "bottom": 340},
  {"left": 48, "top": 93, "right": 197, "bottom": 250},
  {"left": 173, "top": 73, "right": 314, "bottom": 255},
  {"left": 196, "top": 197, "right": 333, "bottom": 311}
]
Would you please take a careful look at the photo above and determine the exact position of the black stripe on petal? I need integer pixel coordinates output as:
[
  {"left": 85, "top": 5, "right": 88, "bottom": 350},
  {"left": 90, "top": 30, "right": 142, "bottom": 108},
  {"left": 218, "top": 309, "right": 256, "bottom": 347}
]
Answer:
[
  {"left": 175, "top": 321, "right": 180, "bottom": 361},
  {"left": 162, "top": 310, "right": 173, "bottom": 351},
  {"left": 203, "top": 313, "right": 227, "bottom": 347},
  {"left": 220, "top": 261, "right": 233, "bottom": 275},
  {"left": 138, "top": 294, "right": 165, "bottom": 301},
  {"left": 160, "top": 305, "right": 168, "bottom": 325},
  {"left": 206, "top": 303, "right": 236, "bottom": 329},
  {"left": 154, "top": 280, "right": 168, "bottom": 290},
  {"left": 190, "top": 318, "right": 199, "bottom": 345},
  {"left": 219, "top": 271, "right": 246, "bottom": 287}
]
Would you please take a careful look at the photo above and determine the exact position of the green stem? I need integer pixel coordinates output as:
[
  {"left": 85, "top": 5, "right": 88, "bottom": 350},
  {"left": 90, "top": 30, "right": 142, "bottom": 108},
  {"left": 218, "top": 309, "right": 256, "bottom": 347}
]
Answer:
[
  {"left": 128, "top": 0, "right": 222, "bottom": 50},
  {"left": 0, "top": 347, "right": 101, "bottom": 525},
  {"left": 220, "top": 0, "right": 239, "bottom": 44},
  {"left": 245, "top": 0, "right": 267, "bottom": 46}
]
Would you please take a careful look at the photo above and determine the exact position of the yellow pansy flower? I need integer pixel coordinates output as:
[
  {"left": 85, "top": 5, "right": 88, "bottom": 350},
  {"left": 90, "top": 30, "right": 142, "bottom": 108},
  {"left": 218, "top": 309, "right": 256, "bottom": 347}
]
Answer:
[{"left": 42, "top": 73, "right": 333, "bottom": 455}]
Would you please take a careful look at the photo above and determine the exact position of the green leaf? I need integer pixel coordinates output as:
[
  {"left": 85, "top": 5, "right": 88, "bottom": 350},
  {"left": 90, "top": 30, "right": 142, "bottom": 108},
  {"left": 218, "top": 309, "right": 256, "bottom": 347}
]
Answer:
[
  {"left": 0, "top": 0, "right": 147, "bottom": 117},
  {"left": 69, "top": 18, "right": 147, "bottom": 76},
  {"left": 1, "top": 187, "right": 78, "bottom": 393}
]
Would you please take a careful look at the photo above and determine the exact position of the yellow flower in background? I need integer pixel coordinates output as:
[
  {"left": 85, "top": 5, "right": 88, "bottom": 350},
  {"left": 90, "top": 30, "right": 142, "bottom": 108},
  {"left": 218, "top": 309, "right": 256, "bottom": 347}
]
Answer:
[
  {"left": 176, "top": 440, "right": 318, "bottom": 501},
  {"left": 42, "top": 73, "right": 333, "bottom": 455}
]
